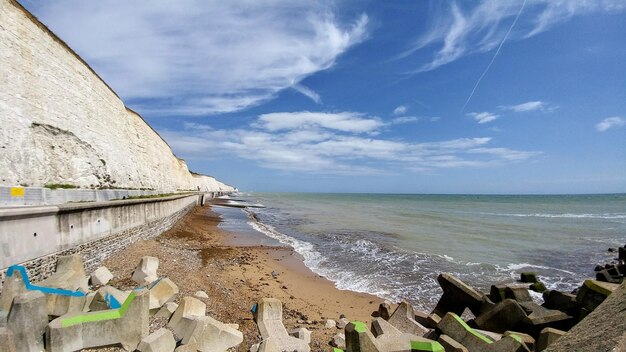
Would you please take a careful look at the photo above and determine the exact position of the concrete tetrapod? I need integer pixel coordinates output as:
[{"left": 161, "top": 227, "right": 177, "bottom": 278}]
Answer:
[
  {"left": 181, "top": 315, "right": 243, "bottom": 352},
  {"left": 437, "top": 313, "right": 529, "bottom": 352},
  {"left": 149, "top": 278, "right": 178, "bottom": 311},
  {"left": 90, "top": 266, "right": 114, "bottom": 286},
  {"left": 37, "top": 254, "right": 90, "bottom": 293},
  {"left": 255, "top": 298, "right": 310, "bottom": 352},
  {"left": 47, "top": 289, "right": 150, "bottom": 351},
  {"left": 0, "top": 326, "right": 16, "bottom": 352},
  {"left": 387, "top": 301, "right": 429, "bottom": 336},
  {"left": 7, "top": 291, "right": 48, "bottom": 352},
  {"left": 167, "top": 296, "right": 206, "bottom": 339},
  {"left": 371, "top": 317, "right": 441, "bottom": 352},
  {"left": 433, "top": 273, "right": 485, "bottom": 317},
  {"left": 137, "top": 328, "right": 176, "bottom": 352},
  {"left": 132, "top": 256, "right": 159, "bottom": 286},
  {"left": 5, "top": 264, "right": 88, "bottom": 318}
]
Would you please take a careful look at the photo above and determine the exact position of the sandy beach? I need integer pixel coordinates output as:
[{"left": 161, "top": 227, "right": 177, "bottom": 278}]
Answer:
[{"left": 101, "top": 204, "right": 383, "bottom": 350}]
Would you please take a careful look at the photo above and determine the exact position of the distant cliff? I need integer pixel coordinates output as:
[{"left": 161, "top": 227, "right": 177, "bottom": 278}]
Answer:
[{"left": 0, "top": 0, "right": 234, "bottom": 193}]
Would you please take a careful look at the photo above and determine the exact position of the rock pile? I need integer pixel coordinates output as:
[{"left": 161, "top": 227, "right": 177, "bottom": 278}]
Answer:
[{"left": 0, "top": 254, "right": 243, "bottom": 352}]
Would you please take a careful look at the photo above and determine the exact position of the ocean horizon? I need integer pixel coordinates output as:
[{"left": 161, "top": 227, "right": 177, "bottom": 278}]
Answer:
[{"left": 215, "top": 192, "right": 626, "bottom": 310}]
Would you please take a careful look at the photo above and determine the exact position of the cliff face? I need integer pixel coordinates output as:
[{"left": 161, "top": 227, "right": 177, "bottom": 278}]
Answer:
[{"left": 0, "top": 0, "right": 234, "bottom": 193}]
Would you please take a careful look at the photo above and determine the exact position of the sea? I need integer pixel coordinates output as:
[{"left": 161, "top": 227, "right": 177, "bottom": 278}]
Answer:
[{"left": 213, "top": 193, "right": 626, "bottom": 310}]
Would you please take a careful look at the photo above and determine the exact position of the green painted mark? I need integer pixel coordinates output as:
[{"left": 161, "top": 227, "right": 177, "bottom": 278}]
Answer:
[
  {"left": 60, "top": 291, "right": 136, "bottom": 328},
  {"left": 332, "top": 349, "right": 344, "bottom": 352},
  {"left": 410, "top": 340, "right": 445, "bottom": 352},
  {"left": 451, "top": 313, "right": 493, "bottom": 344},
  {"left": 352, "top": 321, "right": 367, "bottom": 333},
  {"left": 508, "top": 334, "right": 523, "bottom": 343}
]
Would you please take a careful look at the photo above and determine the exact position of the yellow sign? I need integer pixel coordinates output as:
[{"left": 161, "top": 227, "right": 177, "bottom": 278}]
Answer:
[{"left": 10, "top": 187, "right": 25, "bottom": 197}]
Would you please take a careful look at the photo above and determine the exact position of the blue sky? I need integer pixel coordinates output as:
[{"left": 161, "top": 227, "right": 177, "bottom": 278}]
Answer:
[{"left": 24, "top": 0, "right": 626, "bottom": 194}]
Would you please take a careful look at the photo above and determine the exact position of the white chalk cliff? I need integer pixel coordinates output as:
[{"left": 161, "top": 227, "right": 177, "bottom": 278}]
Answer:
[{"left": 0, "top": 0, "right": 234, "bottom": 193}]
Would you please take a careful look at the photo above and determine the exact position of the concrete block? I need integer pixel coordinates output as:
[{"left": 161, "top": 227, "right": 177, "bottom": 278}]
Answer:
[
  {"left": 289, "top": 327, "right": 312, "bottom": 344},
  {"left": 7, "top": 291, "right": 48, "bottom": 352},
  {"left": 345, "top": 321, "right": 383, "bottom": 352},
  {"left": 46, "top": 293, "right": 86, "bottom": 317},
  {"left": 410, "top": 340, "right": 446, "bottom": 352},
  {"left": 438, "top": 313, "right": 528, "bottom": 352},
  {"left": 371, "top": 317, "right": 429, "bottom": 351},
  {"left": 388, "top": 301, "right": 429, "bottom": 336},
  {"left": 434, "top": 274, "right": 484, "bottom": 317},
  {"left": 427, "top": 313, "right": 442, "bottom": 328},
  {"left": 504, "top": 287, "right": 533, "bottom": 303},
  {"left": 155, "top": 302, "right": 178, "bottom": 319},
  {"left": 255, "top": 298, "right": 309, "bottom": 352},
  {"left": 517, "top": 301, "right": 573, "bottom": 334},
  {"left": 181, "top": 316, "right": 243, "bottom": 351},
  {"left": 132, "top": 256, "right": 159, "bottom": 286},
  {"left": 193, "top": 290, "right": 208, "bottom": 299},
  {"left": 149, "top": 278, "right": 179, "bottom": 310},
  {"left": 337, "top": 317, "right": 350, "bottom": 329},
  {"left": 503, "top": 331, "right": 534, "bottom": 352},
  {"left": 331, "top": 333, "right": 346, "bottom": 349},
  {"left": 83, "top": 292, "right": 96, "bottom": 312},
  {"left": 168, "top": 296, "right": 206, "bottom": 339},
  {"left": 474, "top": 299, "right": 527, "bottom": 333},
  {"left": 174, "top": 343, "right": 198, "bottom": 352},
  {"left": 137, "top": 328, "right": 176, "bottom": 352},
  {"left": 37, "top": 254, "right": 89, "bottom": 292},
  {"left": 90, "top": 266, "right": 114, "bottom": 286},
  {"left": 542, "top": 290, "right": 578, "bottom": 314},
  {"left": 520, "top": 272, "right": 538, "bottom": 284},
  {"left": 0, "top": 270, "right": 26, "bottom": 313},
  {"left": 0, "top": 327, "right": 16, "bottom": 352},
  {"left": 437, "top": 313, "right": 493, "bottom": 351},
  {"left": 89, "top": 286, "right": 130, "bottom": 311},
  {"left": 47, "top": 289, "right": 150, "bottom": 352},
  {"left": 575, "top": 279, "right": 619, "bottom": 312},
  {"left": 414, "top": 310, "right": 430, "bottom": 327},
  {"left": 536, "top": 327, "right": 566, "bottom": 351},
  {"left": 491, "top": 336, "right": 531, "bottom": 352},
  {"left": 325, "top": 319, "right": 337, "bottom": 329},
  {"left": 489, "top": 285, "right": 506, "bottom": 303},
  {"left": 437, "top": 334, "right": 468, "bottom": 352},
  {"left": 378, "top": 300, "right": 392, "bottom": 320},
  {"left": 474, "top": 329, "right": 502, "bottom": 342}
]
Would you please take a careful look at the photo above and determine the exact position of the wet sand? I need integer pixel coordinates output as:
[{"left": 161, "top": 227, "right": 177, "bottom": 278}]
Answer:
[{"left": 101, "top": 205, "right": 383, "bottom": 350}]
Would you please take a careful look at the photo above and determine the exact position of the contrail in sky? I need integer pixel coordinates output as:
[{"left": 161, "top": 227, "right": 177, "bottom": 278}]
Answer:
[{"left": 461, "top": 0, "right": 527, "bottom": 111}]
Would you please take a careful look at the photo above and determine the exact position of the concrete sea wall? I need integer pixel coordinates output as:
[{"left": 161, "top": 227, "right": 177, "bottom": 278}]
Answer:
[
  {"left": 0, "top": 0, "right": 233, "bottom": 193},
  {"left": 0, "top": 193, "right": 205, "bottom": 288}
]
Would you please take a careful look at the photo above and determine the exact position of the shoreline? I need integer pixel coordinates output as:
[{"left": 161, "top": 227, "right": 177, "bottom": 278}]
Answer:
[{"left": 101, "top": 204, "right": 383, "bottom": 349}]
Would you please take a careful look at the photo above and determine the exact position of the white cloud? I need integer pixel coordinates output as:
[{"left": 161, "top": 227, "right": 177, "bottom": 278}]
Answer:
[
  {"left": 255, "top": 111, "right": 384, "bottom": 133},
  {"left": 391, "top": 116, "right": 420, "bottom": 124},
  {"left": 393, "top": 105, "right": 408, "bottom": 115},
  {"left": 407, "top": 0, "right": 626, "bottom": 72},
  {"left": 29, "top": 1, "right": 368, "bottom": 115},
  {"left": 596, "top": 117, "right": 625, "bottom": 132},
  {"left": 291, "top": 84, "right": 322, "bottom": 104},
  {"left": 160, "top": 111, "right": 539, "bottom": 175},
  {"left": 501, "top": 100, "right": 555, "bottom": 112},
  {"left": 467, "top": 111, "right": 498, "bottom": 124}
]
